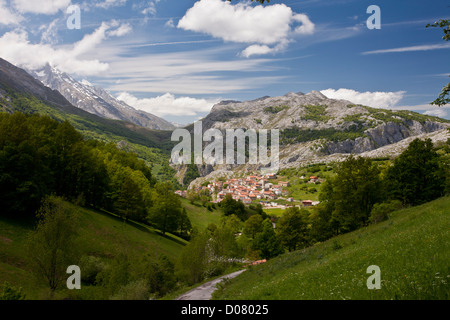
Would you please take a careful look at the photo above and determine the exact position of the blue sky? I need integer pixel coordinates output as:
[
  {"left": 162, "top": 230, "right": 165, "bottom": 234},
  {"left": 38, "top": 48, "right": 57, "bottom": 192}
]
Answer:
[{"left": 0, "top": 0, "right": 449, "bottom": 124}]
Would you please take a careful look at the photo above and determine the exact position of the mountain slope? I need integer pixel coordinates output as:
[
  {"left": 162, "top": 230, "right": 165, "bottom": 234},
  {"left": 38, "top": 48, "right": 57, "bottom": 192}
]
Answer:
[
  {"left": 0, "top": 200, "right": 187, "bottom": 300},
  {"left": 27, "top": 63, "right": 175, "bottom": 131},
  {"left": 213, "top": 196, "right": 450, "bottom": 300},
  {"left": 0, "top": 58, "right": 73, "bottom": 110},
  {"left": 196, "top": 91, "right": 450, "bottom": 167},
  {"left": 0, "top": 57, "right": 179, "bottom": 184},
  {"left": 0, "top": 58, "right": 174, "bottom": 148}
]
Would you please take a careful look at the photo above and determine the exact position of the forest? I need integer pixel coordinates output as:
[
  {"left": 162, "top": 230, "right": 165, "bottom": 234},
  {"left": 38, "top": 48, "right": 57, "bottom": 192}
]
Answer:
[{"left": 1, "top": 111, "right": 449, "bottom": 299}]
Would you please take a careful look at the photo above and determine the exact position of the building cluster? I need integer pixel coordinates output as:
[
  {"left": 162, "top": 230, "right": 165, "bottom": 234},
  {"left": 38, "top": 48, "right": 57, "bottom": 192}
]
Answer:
[
  {"left": 175, "top": 173, "right": 321, "bottom": 208},
  {"left": 176, "top": 173, "right": 291, "bottom": 205}
]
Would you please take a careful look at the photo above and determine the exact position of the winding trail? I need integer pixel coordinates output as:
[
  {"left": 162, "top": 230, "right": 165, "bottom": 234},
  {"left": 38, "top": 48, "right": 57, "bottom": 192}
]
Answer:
[{"left": 175, "top": 269, "right": 246, "bottom": 300}]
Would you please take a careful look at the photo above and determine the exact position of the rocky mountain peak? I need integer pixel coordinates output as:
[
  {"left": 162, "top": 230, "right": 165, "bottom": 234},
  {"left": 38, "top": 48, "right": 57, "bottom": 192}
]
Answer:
[
  {"left": 27, "top": 65, "right": 175, "bottom": 131},
  {"left": 196, "top": 90, "right": 450, "bottom": 173}
]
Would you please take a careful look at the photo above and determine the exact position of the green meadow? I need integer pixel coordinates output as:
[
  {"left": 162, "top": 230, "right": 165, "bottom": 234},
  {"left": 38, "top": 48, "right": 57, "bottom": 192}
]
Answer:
[
  {"left": 213, "top": 196, "right": 450, "bottom": 300},
  {"left": 0, "top": 198, "right": 223, "bottom": 299}
]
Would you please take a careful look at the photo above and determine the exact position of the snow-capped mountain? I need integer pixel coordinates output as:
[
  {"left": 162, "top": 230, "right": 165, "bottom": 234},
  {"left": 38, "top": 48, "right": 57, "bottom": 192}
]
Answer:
[{"left": 28, "top": 64, "right": 175, "bottom": 131}]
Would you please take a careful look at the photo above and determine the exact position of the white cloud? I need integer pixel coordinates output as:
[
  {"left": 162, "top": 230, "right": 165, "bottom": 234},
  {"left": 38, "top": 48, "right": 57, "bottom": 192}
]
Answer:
[
  {"left": 98, "top": 48, "right": 283, "bottom": 94},
  {"left": 362, "top": 43, "right": 450, "bottom": 55},
  {"left": 178, "top": 0, "right": 314, "bottom": 57},
  {"left": 424, "top": 108, "right": 447, "bottom": 118},
  {"left": 131, "top": 0, "right": 160, "bottom": 16},
  {"left": 241, "top": 44, "right": 275, "bottom": 58},
  {"left": 107, "top": 23, "right": 132, "bottom": 37},
  {"left": 165, "top": 18, "right": 175, "bottom": 28},
  {"left": 95, "top": 0, "right": 127, "bottom": 9},
  {"left": 0, "top": 21, "right": 131, "bottom": 76},
  {"left": 240, "top": 40, "right": 288, "bottom": 58},
  {"left": 39, "top": 18, "right": 60, "bottom": 44},
  {"left": 397, "top": 104, "right": 449, "bottom": 119},
  {"left": 116, "top": 92, "right": 219, "bottom": 117},
  {"left": 320, "top": 88, "right": 405, "bottom": 109},
  {"left": 13, "top": 0, "right": 71, "bottom": 14},
  {"left": 0, "top": 0, "right": 23, "bottom": 24}
]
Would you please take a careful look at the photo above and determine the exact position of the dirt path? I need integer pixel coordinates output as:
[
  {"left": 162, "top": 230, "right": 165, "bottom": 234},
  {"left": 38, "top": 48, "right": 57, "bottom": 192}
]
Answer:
[{"left": 175, "top": 269, "right": 246, "bottom": 300}]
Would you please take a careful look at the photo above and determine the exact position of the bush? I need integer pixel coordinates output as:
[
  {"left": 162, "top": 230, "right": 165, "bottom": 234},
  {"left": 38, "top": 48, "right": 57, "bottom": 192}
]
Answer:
[
  {"left": 331, "top": 239, "right": 343, "bottom": 251},
  {"left": 110, "top": 280, "right": 149, "bottom": 300},
  {"left": 79, "top": 256, "right": 106, "bottom": 285},
  {"left": 0, "top": 282, "right": 26, "bottom": 300},
  {"left": 369, "top": 200, "right": 403, "bottom": 224}
]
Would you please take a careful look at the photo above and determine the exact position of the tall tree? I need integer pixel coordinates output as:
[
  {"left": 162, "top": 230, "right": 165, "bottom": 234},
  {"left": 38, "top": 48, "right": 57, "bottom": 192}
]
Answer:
[
  {"left": 27, "top": 196, "right": 79, "bottom": 293},
  {"left": 210, "top": 215, "right": 242, "bottom": 259},
  {"left": 243, "top": 214, "right": 264, "bottom": 240},
  {"left": 147, "top": 182, "right": 182, "bottom": 235},
  {"left": 320, "top": 155, "right": 383, "bottom": 234},
  {"left": 176, "top": 231, "right": 210, "bottom": 285},
  {"left": 115, "top": 175, "right": 146, "bottom": 221},
  {"left": 276, "top": 207, "right": 309, "bottom": 252},
  {"left": 252, "top": 218, "right": 283, "bottom": 259},
  {"left": 178, "top": 207, "right": 192, "bottom": 238},
  {"left": 220, "top": 194, "right": 247, "bottom": 221},
  {"left": 386, "top": 138, "right": 445, "bottom": 206}
]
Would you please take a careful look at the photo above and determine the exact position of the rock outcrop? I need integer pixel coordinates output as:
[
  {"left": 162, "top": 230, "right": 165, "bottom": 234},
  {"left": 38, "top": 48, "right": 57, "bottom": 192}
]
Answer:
[{"left": 181, "top": 91, "right": 450, "bottom": 183}]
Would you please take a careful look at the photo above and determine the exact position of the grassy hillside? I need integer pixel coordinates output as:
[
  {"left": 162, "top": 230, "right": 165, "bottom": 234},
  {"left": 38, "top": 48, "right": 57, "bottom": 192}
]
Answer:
[
  {"left": 213, "top": 196, "right": 450, "bottom": 300},
  {"left": 0, "top": 86, "right": 179, "bottom": 185},
  {"left": 180, "top": 197, "right": 222, "bottom": 230},
  {"left": 0, "top": 201, "right": 188, "bottom": 300}
]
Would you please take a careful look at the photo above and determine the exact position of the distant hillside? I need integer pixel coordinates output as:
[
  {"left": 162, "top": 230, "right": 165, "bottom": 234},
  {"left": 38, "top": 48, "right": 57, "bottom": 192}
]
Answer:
[
  {"left": 213, "top": 196, "right": 450, "bottom": 300},
  {"left": 180, "top": 91, "right": 450, "bottom": 184},
  {"left": 203, "top": 91, "right": 449, "bottom": 152},
  {"left": 27, "top": 64, "right": 175, "bottom": 131},
  {"left": 0, "top": 57, "right": 178, "bottom": 184}
]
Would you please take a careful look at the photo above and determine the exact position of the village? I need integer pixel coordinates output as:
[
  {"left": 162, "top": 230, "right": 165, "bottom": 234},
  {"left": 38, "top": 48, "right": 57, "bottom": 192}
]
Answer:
[{"left": 175, "top": 173, "right": 321, "bottom": 210}]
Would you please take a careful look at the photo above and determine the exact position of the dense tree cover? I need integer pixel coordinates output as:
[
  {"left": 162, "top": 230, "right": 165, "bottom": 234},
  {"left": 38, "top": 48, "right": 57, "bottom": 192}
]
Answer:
[
  {"left": 276, "top": 207, "right": 309, "bottom": 252},
  {"left": 176, "top": 137, "right": 449, "bottom": 289},
  {"left": 176, "top": 230, "right": 211, "bottom": 285},
  {"left": 319, "top": 155, "right": 383, "bottom": 234},
  {"left": 243, "top": 214, "right": 263, "bottom": 239},
  {"left": 0, "top": 113, "right": 147, "bottom": 217},
  {"left": 252, "top": 219, "right": 283, "bottom": 259},
  {"left": 220, "top": 194, "right": 247, "bottom": 220},
  {"left": 176, "top": 215, "right": 244, "bottom": 284},
  {"left": 312, "top": 137, "right": 448, "bottom": 240},
  {"left": 148, "top": 182, "right": 185, "bottom": 236},
  {"left": 0, "top": 112, "right": 191, "bottom": 238},
  {"left": 385, "top": 138, "right": 446, "bottom": 206},
  {"left": 183, "top": 162, "right": 200, "bottom": 186}
]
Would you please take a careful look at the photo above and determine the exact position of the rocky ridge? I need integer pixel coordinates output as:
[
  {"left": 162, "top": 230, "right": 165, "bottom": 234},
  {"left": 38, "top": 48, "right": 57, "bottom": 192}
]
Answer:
[
  {"left": 27, "top": 64, "right": 175, "bottom": 131},
  {"left": 184, "top": 91, "right": 450, "bottom": 187}
]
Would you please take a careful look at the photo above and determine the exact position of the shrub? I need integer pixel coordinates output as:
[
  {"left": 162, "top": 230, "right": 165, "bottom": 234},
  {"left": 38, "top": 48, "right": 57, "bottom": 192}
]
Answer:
[
  {"left": 263, "top": 105, "right": 290, "bottom": 114},
  {"left": 369, "top": 200, "right": 403, "bottom": 224},
  {"left": 110, "top": 280, "right": 149, "bottom": 300},
  {"left": 331, "top": 239, "right": 343, "bottom": 251},
  {"left": 0, "top": 282, "right": 26, "bottom": 300},
  {"left": 79, "top": 256, "right": 106, "bottom": 285}
]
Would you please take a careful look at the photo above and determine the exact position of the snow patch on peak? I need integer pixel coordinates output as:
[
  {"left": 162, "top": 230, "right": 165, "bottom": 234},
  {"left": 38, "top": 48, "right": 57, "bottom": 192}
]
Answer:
[
  {"left": 34, "top": 70, "right": 46, "bottom": 78},
  {"left": 80, "top": 79, "right": 93, "bottom": 87}
]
